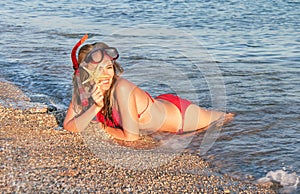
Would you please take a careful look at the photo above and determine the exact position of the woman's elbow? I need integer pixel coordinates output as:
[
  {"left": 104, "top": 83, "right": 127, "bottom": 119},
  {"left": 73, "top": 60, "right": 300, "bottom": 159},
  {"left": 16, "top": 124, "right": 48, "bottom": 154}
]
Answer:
[
  {"left": 63, "top": 120, "right": 79, "bottom": 134},
  {"left": 63, "top": 119, "right": 70, "bottom": 131},
  {"left": 124, "top": 133, "right": 140, "bottom": 141}
]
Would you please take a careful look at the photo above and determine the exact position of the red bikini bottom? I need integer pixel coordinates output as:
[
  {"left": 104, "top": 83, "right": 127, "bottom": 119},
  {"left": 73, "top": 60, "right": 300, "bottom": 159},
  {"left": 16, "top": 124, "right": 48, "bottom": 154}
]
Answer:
[
  {"left": 155, "top": 93, "right": 192, "bottom": 134},
  {"left": 97, "top": 93, "right": 193, "bottom": 134}
]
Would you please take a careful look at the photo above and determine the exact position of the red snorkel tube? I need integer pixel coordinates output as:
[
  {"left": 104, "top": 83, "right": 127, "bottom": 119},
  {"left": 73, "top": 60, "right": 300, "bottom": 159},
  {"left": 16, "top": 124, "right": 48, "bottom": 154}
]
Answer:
[
  {"left": 71, "top": 34, "right": 89, "bottom": 74},
  {"left": 71, "top": 34, "right": 89, "bottom": 107}
]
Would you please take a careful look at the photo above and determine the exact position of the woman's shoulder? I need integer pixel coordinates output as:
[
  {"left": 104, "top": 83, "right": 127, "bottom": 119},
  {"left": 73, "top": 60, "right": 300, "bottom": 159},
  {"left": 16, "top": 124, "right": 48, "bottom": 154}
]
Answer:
[
  {"left": 115, "top": 77, "right": 137, "bottom": 89},
  {"left": 114, "top": 77, "right": 150, "bottom": 104}
]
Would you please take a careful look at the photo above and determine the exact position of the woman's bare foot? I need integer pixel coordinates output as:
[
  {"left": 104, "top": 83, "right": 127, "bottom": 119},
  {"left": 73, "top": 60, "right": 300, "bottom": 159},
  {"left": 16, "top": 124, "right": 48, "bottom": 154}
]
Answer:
[
  {"left": 216, "top": 112, "right": 235, "bottom": 126},
  {"left": 224, "top": 112, "right": 235, "bottom": 124}
]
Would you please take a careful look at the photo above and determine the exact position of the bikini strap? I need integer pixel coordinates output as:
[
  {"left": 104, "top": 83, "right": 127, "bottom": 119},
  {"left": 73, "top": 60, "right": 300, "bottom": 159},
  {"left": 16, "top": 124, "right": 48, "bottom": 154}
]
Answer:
[
  {"left": 145, "top": 92, "right": 154, "bottom": 102},
  {"left": 137, "top": 92, "right": 154, "bottom": 118}
]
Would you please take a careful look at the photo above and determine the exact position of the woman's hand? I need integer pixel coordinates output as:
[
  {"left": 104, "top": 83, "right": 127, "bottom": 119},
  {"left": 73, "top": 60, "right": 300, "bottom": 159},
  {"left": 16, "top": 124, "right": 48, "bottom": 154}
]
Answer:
[{"left": 91, "top": 84, "right": 104, "bottom": 108}]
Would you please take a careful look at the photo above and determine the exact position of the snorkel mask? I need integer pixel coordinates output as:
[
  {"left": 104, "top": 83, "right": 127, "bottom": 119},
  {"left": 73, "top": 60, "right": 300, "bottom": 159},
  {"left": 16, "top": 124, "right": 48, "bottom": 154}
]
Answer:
[
  {"left": 81, "top": 44, "right": 119, "bottom": 84},
  {"left": 71, "top": 34, "right": 119, "bottom": 107}
]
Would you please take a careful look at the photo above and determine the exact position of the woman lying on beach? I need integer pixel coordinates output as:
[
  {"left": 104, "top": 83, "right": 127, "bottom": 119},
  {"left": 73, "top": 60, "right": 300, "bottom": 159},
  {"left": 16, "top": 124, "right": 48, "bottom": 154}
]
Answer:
[{"left": 63, "top": 35, "right": 234, "bottom": 141}]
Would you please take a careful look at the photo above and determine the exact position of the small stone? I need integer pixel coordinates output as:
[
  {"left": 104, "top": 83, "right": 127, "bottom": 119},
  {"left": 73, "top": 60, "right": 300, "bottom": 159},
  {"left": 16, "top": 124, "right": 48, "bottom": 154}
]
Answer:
[{"left": 47, "top": 105, "right": 57, "bottom": 113}]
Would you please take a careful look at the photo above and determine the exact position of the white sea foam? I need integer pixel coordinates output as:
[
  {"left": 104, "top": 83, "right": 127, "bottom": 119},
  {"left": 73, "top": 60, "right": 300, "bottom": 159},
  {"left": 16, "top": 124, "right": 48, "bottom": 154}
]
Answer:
[{"left": 257, "top": 170, "right": 299, "bottom": 193}]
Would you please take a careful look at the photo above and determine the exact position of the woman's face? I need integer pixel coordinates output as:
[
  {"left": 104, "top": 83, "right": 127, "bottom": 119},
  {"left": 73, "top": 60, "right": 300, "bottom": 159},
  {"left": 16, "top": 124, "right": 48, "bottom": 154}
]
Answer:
[{"left": 86, "top": 55, "right": 115, "bottom": 91}]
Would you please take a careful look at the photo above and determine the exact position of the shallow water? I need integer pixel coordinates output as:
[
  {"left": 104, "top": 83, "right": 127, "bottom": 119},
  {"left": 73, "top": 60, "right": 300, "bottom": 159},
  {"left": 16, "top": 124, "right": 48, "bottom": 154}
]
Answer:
[{"left": 1, "top": 0, "right": 299, "bottom": 192}]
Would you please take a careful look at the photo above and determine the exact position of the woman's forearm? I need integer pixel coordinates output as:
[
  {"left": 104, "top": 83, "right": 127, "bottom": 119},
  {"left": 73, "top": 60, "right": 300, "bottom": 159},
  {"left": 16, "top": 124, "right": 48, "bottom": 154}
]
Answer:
[
  {"left": 64, "top": 103, "right": 102, "bottom": 133},
  {"left": 104, "top": 126, "right": 140, "bottom": 141}
]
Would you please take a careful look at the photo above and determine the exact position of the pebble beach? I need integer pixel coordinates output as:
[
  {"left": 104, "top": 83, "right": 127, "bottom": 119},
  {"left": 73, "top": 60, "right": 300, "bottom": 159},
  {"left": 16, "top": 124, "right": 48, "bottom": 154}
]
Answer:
[{"left": 0, "top": 81, "right": 277, "bottom": 193}]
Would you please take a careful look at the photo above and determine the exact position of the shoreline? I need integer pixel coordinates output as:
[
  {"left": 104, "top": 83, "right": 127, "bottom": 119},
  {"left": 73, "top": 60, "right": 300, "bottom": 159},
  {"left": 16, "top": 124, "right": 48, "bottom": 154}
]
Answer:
[{"left": 0, "top": 81, "right": 277, "bottom": 193}]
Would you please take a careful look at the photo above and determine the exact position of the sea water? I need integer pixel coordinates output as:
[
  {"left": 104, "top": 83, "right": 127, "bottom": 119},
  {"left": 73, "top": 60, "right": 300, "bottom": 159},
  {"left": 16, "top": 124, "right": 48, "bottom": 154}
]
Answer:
[{"left": 0, "top": 0, "right": 299, "bottom": 192}]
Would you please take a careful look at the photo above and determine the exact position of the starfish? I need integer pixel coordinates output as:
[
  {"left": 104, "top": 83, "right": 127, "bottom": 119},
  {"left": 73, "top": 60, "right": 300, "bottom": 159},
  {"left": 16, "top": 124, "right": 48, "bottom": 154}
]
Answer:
[{"left": 82, "top": 65, "right": 110, "bottom": 84}]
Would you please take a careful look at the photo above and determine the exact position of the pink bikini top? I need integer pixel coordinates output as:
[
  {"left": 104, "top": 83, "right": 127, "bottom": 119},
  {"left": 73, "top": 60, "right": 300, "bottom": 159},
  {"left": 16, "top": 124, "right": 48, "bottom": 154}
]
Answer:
[
  {"left": 96, "top": 92, "right": 154, "bottom": 128},
  {"left": 96, "top": 108, "right": 122, "bottom": 128}
]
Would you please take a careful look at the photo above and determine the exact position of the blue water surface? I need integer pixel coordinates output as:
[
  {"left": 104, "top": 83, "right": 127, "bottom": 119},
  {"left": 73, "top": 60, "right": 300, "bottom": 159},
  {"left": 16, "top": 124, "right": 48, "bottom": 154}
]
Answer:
[{"left": 0, "top": 0, "right": 299, "bottom": 192}]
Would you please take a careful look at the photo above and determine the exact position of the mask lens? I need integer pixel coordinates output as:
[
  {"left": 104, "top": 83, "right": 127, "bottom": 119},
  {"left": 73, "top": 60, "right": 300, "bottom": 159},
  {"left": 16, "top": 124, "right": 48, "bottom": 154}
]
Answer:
[
  {"left": 104, "top": 47, "right": 119, "bottom": 60},
  {"left": 85, "top": 49, "right": 104, "bottom": 64}
]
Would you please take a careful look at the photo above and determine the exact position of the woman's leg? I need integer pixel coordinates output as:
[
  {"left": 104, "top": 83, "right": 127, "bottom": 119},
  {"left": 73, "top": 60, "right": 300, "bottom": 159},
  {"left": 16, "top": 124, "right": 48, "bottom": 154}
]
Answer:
[{"left": 182, "top": 104, "right": 233, "bottom": 132}]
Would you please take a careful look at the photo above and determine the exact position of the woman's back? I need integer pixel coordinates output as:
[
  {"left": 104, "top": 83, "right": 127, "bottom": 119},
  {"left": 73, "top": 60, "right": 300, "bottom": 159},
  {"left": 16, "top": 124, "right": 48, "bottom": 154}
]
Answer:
[{"left": 113, "top": 77, "right": 183, "bottom": 133}]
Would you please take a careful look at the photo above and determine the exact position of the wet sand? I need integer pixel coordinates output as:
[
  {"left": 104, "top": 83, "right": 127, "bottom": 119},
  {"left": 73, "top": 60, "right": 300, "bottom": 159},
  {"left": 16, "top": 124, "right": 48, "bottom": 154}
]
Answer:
[{"left": 0, "top": 81, "right": 277, "bottom": 193}]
